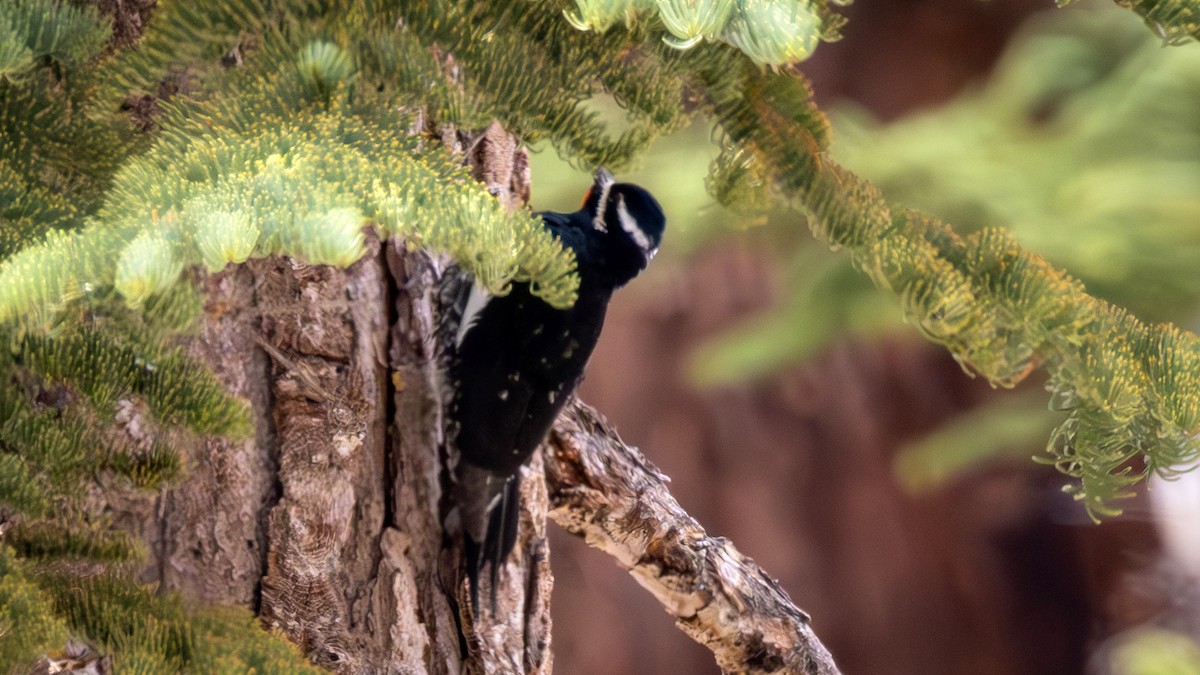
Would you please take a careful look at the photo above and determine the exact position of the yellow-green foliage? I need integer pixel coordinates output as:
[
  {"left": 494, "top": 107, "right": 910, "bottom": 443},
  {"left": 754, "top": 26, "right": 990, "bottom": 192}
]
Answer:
[
  {"left": 2, "top": 0, "right": 687, "bottom": 317},
  {"left": 0, "top": 553, "right": 321, "bottom": 674},
  {"left": 50, "top": 574, "right": 192, "bottom": 670},
  {"left": 0, "top": 0, "right": 858, "bottom": 320},
  {"left": 38, "top": 572, "right": 322, "bottom": 674},
  {"left": 834, "top": 9, "right": 1200, "bottom": 321},
  {"left": 1108, "top": 628, "right": 1200, "bottom": 674},
  {"left": 802, "top": 9, "right": 1200, "bottom": 512},
  {"left": 6, "top": 520, "right": 143, "bottom": 563},
  {"left": 190, "top": 606, "right": 327, "bottom": 674},
  {"left": 1059, "top": 0, "right": 1200, "bottom": 44},
  {"left": 563, "top": 0, "right": 843, "bottom": 63},
  {"left": 0, "top": 0, "right": 109, "bottom": 82},
  {"left": 675, "top": 8, "right": 1200, "bottom": 516},
  {"left": 19, "top": 321, "right": 250, "bottom": 436},
  {"left": 0, "top": 0, "right": 125, "bottom": 259},
  {"left": 0, "top": 546, "right": 71, "bottom": 670}
]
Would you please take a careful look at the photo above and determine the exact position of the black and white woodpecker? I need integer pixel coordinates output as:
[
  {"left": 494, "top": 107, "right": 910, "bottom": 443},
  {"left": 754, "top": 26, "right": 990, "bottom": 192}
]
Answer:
[{"left": 448, "top": 168, "right": 666, "bottom": 611}]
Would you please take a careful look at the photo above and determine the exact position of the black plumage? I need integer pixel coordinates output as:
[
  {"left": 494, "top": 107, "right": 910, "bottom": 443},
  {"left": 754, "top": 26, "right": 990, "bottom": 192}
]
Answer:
[{"left": 448, "top": 169, "right": 665, "bottom": 612}]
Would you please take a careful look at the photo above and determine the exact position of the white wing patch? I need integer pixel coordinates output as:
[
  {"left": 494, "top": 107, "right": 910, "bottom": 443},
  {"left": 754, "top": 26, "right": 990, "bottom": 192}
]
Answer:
[
  {"left": 616, "top": 195, "right": 653, "bottom": 251},
  {"left": 455, "top": 281, "right": 492, "bottom": 349}
]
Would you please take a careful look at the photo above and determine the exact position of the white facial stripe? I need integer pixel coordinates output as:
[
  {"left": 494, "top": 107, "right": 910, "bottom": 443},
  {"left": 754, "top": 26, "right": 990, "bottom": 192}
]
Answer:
[
  {"left": 593, "top": 182, "right": 613, "bottom": 232},
  {"left": 455, "top": 280, "right": 492, "bottom": 349},
  {"left": 616, "top": 195, "right": 653, "bottom": 250}
]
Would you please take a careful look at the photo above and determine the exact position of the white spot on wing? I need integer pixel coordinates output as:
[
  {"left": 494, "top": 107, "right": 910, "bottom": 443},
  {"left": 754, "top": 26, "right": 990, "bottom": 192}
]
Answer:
[
  {"left": 455, "top": 281, "right": 492, "bottom": 349},
  {"left": 616, "top": 195, "right": 653, "bottom": 251}
]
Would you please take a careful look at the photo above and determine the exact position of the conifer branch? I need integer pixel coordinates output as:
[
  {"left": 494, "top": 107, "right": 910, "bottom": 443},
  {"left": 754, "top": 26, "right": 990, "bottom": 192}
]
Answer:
[
  {"left": 0, "top": 0, "right": 110, "bottom": 82},
  {"left": 562, "top": 0, "right": 845, "bottom": 64},
  {"left": 1071, "top": 0, "right": 1200, "bottom": 44},
  {"left": 669, "top": 43, "right": 1200, "bottom": 517}
]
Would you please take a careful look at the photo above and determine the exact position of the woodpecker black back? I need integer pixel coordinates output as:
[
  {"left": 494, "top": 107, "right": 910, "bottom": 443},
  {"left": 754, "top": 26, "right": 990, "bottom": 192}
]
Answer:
[{"left": 448, "top": 169, "right": 665, "bottom": 612}]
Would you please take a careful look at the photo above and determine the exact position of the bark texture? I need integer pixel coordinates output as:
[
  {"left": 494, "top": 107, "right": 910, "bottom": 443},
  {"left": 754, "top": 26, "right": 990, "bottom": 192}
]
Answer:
[{"left": 549, "top": 400, "right": 840, "bottom": 675}]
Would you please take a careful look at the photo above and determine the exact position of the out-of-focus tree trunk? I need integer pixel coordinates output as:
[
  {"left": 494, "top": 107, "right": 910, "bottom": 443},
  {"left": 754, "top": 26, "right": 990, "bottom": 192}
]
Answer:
[{"left": 106, "top": 126, "right": 553, "bottom": 674}]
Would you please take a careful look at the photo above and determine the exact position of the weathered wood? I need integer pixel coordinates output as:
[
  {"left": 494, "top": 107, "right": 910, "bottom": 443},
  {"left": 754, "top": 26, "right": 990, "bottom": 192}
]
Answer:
[
  {"left": 548, "top": 399, "right": 841, "bottom": 675},
  {"left": 253, "top": 248, "right": 390, "bottom": 669}
]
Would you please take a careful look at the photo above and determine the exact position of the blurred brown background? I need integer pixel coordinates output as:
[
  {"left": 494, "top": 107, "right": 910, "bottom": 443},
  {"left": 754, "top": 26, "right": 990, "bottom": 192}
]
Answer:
[{"left": 537, "top": 1, "right": 1190, "bottom": 673}]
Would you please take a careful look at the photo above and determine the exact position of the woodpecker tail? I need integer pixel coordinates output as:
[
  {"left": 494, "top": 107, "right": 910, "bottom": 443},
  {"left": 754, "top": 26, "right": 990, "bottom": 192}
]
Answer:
[{"left": 456, "top": 463, "right": 522, "bottom": 614}]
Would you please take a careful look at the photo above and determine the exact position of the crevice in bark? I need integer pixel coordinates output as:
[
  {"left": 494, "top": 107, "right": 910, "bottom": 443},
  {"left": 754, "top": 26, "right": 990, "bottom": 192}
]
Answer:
[
  {"left": 154, "top": 488, "right": 168, "bottom": 592},
  {"left": 381, "top": 239, "right": 399, "bottom": 535},
  {"left": 252, "top": 300, "right": 283, "bottom": 616}
]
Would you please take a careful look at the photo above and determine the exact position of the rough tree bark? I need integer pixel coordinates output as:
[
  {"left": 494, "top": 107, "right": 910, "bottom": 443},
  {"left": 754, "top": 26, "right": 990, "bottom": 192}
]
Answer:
[
  {"left": 549, "top": 401, "right": 839, "bottom": 675},
  {"left": 102, "top": 122, "right": 838, "bottom": 674}
]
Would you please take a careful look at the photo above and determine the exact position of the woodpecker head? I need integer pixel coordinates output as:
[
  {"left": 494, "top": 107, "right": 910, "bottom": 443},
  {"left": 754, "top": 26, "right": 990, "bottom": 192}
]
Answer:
[{"left": 582, "top": 169, "right": 666, "bottom": 281}]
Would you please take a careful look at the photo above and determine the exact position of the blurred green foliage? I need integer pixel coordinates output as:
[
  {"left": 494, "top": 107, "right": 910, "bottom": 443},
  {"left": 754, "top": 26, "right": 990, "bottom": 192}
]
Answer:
[
  {"left": 841, "top": 6, "right": 1200, "bottom": 490},
  {"left": 1067, "top": 0, "right": 1200, "bottom": 45},
  {"left": 0, "top": 546, "right": 70, "bottom": 670},
  {"left": 1109, "top": 628, "right": 1200, "bottom": 675},
  {"left": 563, "top": 0, "right": 844, "bottom": 63},
  {"left": 893, "top": 391, "right": 1061, "bottom": 493},
  {"left": 688, "top": 244, "right": 896, "bottom": 385},
  {"left": 835, "top": 7, "right": 1200, "bottom": 322},
  {"left": 685, "top": 5, "right": 1200, "bottom": 494},
  {"left": 700, "top": 5, "right": 1200, "bottom": 376}
]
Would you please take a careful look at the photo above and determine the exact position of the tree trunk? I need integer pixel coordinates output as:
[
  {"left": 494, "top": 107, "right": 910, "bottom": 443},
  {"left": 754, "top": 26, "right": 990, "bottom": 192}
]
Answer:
[{"left": 106, "top": 127, "right": 552, "bottom": 674}]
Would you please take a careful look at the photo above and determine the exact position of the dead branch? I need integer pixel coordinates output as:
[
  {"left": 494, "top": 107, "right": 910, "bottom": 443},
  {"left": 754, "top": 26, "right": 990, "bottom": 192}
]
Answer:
[{"left": 547, "top": 399, "right": 841, "bottom": 675}]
